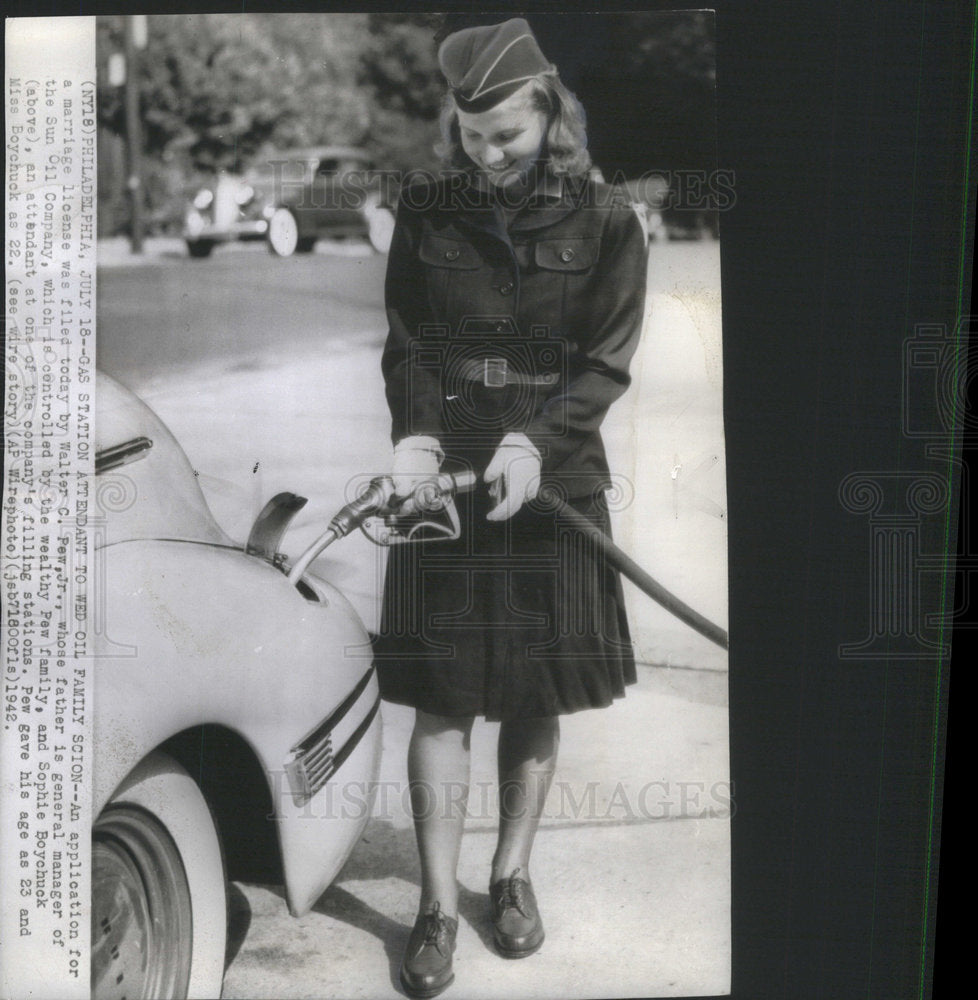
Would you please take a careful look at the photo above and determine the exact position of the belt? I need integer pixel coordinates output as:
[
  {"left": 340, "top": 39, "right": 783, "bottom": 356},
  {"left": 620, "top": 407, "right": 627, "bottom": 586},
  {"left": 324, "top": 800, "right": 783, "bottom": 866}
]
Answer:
[{"left": 455, "top": 357, "right": 558, "bottom": 388}]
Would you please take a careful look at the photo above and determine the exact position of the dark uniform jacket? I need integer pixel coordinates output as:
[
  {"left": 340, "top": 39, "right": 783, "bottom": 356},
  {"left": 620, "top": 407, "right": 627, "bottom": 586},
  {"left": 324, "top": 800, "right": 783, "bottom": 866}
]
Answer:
[{"left": 381, "top": 169, "right": 649, "bottom": 499}]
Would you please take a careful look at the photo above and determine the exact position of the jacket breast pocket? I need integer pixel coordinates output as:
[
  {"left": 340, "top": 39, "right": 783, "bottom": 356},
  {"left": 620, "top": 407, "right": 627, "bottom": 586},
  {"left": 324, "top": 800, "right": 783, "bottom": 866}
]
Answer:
[
  {"left": 419, "top": 233, "right": 485, "bottom": 326},
  {"left": 419, "top": 233, "right": 483, "bottom": 270},
  {"left": 534, "top": 236, "right": 601, "bottom": 273}
]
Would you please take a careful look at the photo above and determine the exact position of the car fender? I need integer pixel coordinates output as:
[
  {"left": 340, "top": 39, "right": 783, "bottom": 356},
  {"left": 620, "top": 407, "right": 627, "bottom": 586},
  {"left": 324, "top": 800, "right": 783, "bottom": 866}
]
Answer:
[{"left": 94, "top": 538, "right": 381, "bottom": 915}]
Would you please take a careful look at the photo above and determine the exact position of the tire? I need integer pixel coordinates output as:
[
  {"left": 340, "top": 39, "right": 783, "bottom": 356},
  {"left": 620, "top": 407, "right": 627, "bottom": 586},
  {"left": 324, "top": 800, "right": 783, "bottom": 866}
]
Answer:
[
  {"left": 186, "top": 239, "right": 215, "bottom": 259},
  {"left": 92, "top": 752, "right": 227, "bottom": 1000},
  {"left": 296, "top": 236, "right": 317, "bottom": 253},
  {"left": 267, "top": 207, "right": 300, "bottom": 257},
  {"left": 366, "top": 206, "right": 396, "bottom": 254}
]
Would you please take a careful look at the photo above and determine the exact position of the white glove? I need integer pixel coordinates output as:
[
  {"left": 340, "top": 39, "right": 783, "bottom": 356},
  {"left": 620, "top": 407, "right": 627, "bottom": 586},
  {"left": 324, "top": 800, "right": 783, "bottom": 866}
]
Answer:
[
  {"left": 392, "top": 436, "right": 443, "bottom": 497},
  {"left": 484, "top": 433, "right": 542, "bottom": 521}
]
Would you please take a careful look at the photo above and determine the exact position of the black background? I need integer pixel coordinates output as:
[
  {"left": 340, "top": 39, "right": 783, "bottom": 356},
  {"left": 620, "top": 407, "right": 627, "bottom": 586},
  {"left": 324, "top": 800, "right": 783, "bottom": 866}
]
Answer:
[{"left": 8, "top": 1, "right": 970, "bottom": 996}]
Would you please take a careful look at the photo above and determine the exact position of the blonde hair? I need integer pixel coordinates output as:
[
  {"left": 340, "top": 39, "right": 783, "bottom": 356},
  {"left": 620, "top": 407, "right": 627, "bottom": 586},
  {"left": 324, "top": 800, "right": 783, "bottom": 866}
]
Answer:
[{"left": 436, "top": 70, "right": 592, "bottom": 178}]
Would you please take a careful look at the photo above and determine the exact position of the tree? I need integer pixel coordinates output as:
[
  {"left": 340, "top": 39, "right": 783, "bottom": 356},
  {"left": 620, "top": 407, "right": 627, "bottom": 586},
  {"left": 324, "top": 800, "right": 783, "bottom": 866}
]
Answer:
[
  {"left": 572, "top": 11, "right": 718, "bottom": 179},
  {"left": 358, "top": 13, "right": 444, "bottom": 172},
  {"left": 98, "top": 14, "right": 371, "bottom": 174}
]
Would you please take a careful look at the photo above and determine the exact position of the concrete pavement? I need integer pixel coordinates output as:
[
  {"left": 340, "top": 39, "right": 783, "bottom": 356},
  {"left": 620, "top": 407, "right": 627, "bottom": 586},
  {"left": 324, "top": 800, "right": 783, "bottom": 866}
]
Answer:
[
  {"left": 96, "top": 237, "right": 730, "bottom": 997},
  {"left": 96, "top": 234, "right": 377, "bottom": 267},
  {"left": 220, "top": 665, "right": 730, "bottom": 999},
  {"left": 98, "top": 239, "right": 728, "bottom": 669}
]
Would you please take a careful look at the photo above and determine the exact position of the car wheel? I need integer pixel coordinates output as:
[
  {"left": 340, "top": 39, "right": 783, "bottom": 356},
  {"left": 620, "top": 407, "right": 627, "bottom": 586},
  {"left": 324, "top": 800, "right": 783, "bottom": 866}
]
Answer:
[
  {"left": 268, "top": 207, "right": 300, "bottom": 257},
  {"left": 296, "top": 236, "right": 317, "bottom": 253},
  {"left": 92, "top": 752, "right": 227, "bottom": 1000},
  {"left": 186, "top": 239, "right": 215, "bottom": 259},
  {"left": 366, "top": 206, "right": 396, "bottom": 254}
]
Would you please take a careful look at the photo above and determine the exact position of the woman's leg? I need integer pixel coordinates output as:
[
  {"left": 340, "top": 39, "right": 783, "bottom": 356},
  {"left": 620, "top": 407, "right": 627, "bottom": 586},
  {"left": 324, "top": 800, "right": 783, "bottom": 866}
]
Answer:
[
  {"left": 409, "top": 709, "right": 476, "bottom": 918},
  {"left": 491, "top": 716, "right": 560, "bottom": 883}
]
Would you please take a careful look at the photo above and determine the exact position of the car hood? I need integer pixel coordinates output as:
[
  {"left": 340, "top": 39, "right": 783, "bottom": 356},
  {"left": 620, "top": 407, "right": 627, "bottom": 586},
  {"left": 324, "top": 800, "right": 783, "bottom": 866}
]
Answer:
[{"left": 95, "top": 372, "right": 234, "bottom": 549}]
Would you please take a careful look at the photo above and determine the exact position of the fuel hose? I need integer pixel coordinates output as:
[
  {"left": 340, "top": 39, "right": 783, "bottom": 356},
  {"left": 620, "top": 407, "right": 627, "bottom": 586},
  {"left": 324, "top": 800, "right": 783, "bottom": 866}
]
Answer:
[{"left": 550, "top": 497, "right": 729, "bottom": 651}]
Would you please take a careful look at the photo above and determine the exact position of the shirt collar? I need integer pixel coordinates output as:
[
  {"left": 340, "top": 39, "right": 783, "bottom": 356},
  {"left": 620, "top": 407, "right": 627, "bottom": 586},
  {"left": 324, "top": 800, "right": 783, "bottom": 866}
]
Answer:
[
  {"left": 468, "top": 161, "right": 565, "bottom": 204},
  {"left": 451, "top": 166, "right": 586, "bottom": 241}
]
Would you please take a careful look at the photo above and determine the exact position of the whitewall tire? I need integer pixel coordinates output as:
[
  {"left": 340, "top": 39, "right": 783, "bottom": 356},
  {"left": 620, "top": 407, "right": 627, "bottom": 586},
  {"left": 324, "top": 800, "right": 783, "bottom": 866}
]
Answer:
[
  {"left": 92, "top": 752, "right": 227, "bottom": 1000},
  {"left": 268, "top": 207, "right": 300, "bottom": 257},
  {"left": 366, "top": 205, "right": 395, "bottom": 254}
]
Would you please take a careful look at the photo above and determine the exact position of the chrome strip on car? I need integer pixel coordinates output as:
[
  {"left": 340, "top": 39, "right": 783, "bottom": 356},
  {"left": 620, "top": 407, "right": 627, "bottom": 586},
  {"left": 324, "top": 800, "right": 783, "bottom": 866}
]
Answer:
[
  {"left": 95, "top": 436, "right": 153, "bottom": 474},
  {"left": 284, "top": 667, "right": 377, "bottom": 805}
]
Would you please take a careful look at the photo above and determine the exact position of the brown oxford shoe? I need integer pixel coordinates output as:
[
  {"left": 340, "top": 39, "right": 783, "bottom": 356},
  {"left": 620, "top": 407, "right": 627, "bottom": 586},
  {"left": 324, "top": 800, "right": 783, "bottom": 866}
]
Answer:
[
  {"left": 489, "top": 868, "right": 545, "bottom": 958},
  {"left": 399, "top": 902, "right": 459, "bottom": 998}
]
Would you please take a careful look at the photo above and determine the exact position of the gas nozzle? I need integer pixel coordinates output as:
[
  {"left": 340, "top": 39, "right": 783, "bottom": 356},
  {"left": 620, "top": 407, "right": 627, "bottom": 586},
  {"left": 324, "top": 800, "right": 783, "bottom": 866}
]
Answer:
[
  {"left": 393, "top": 470, "right": 477, "bottom": 517},
  {"left": 359, "top": 470, "right": 478, "bottom": 547},
  {"left": 286, "top": 470, "right": 476, "bottom": 585},
  {"left": 326, "top": 475, "right": 396, "bottom": 539}
]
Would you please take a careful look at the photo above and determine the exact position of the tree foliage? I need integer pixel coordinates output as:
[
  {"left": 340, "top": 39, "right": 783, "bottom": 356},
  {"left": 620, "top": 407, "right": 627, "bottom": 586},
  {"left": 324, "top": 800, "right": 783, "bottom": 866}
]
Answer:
[
  {"left": 96, "top": 11, "right": 717, "bottom": 221},
  {"left": 356, "top": 13, "right": 444, "bottom": 172},
  {"left": 567, "top": 11, "right": 717, "bottom": 178},
  {"left": 98, "top": 14, "right": 371, "bottom": 174}
]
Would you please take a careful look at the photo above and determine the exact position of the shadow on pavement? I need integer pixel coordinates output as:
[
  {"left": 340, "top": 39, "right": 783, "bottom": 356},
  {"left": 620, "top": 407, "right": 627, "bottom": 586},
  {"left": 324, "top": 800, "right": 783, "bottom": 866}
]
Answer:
[
  {"left": 313, "top": 884, "right": 407, "bottom": 992},
  {"left": 302, "top": 819, "right": 498, "bottom": 993},
  {"left": 225, "top": 882, "right": 253, "bottom": 971}
]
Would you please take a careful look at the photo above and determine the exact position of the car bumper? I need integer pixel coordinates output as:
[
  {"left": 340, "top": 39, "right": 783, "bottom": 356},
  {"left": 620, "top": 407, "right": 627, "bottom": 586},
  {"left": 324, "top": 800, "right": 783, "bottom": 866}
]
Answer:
[{"left": 183, "top": 217, "right": 269, "bottom": 243}]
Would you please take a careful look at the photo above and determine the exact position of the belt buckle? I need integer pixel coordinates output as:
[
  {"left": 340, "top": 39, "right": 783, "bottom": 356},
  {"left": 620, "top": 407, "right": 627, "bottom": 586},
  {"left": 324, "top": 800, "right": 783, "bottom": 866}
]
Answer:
[{"left": 484, "top": 357, "right": 508, "bottom": 388}]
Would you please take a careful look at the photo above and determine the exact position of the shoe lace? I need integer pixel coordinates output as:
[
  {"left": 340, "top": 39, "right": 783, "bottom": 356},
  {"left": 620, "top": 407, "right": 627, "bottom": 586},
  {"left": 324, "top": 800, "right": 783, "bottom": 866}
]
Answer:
[
  {"left": 422, "top": 902, "right": 451, "bottom": 953},
  {"left": 497, "top": 868, "right": 528, "bottom": 914}
]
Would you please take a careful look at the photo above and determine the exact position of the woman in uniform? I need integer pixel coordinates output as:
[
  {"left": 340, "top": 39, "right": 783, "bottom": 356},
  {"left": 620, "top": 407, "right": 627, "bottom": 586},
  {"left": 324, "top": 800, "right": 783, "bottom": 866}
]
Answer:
[{"left": 374, "top": 17, "right": 649, "bottom": 997}]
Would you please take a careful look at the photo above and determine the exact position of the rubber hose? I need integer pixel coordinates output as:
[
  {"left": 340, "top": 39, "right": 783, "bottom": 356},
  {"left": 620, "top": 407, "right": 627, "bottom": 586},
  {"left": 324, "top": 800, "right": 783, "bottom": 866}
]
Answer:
[{"left": 551, "top": 499, "right": 729, "bottom": 651}]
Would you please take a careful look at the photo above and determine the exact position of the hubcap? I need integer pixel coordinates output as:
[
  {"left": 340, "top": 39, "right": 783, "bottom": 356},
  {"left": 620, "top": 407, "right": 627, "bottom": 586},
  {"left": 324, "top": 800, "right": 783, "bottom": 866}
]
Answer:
[
  {"left": 269, "top": 209, "right": 299, "bottom": 256},
  {"left": 367, "top": 207, "right": 395, "bottom": 254},
  {"left": 92, "top": 806, "right": 193, "bottom": 1000}
]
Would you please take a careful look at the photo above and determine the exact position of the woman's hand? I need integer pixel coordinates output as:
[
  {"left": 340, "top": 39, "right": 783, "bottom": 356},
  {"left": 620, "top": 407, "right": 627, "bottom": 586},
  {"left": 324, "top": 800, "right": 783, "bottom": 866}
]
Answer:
[
  {"left": 484, "top": 433, "right": 542, "bottom": 521},
  {"left": 392, "top": 436, "right": 444, "bottom": 497}
]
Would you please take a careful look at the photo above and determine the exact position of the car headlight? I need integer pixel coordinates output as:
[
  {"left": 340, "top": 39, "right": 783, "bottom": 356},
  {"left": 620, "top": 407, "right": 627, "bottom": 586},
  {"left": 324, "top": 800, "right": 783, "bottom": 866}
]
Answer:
[
  {"left": 185, "top": 210, "right": 205, "bottom": 237},
  {"left": 193, "top": 188, "right": 214, "bottom": 210},
  {"left": 234, "top": 184, "right": 255, "bottom": 207}
]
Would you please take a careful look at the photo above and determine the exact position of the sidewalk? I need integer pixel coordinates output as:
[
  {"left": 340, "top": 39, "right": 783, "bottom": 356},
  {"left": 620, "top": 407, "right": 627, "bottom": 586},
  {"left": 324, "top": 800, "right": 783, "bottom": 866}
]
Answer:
[
  {"left": 96, "top": 236, "right": 376, "bottom": 267},
  {"left": 120, "top": 242, "right": 728, "bottom": 676},
  {"left": 97, "top": 235, "right": 188, "bottom": 266},
  {"left": 220, "top": 663, "right": 730, "bottom": 999},
  {"left": 99, "top": 237, "right": 731, "bottom": 998}
]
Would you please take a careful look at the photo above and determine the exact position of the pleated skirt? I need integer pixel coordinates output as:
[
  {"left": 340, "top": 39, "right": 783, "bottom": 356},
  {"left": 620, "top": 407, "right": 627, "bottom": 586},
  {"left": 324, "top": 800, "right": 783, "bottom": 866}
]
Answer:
[{"left": 373, "top": 483, "right": 636, "bottom": 721}]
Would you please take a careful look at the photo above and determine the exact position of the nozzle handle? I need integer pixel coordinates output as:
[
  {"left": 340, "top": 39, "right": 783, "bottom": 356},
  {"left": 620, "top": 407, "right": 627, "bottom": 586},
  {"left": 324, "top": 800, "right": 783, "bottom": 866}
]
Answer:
[
  {"left": 328, "top": 475, "right": 394, "bottom": 538},
  {"left": 393, "top": 470, "right": 477, "bottom": 517},
  {"left": 287, "top": 475, "right": 394, "bottom": 585}
]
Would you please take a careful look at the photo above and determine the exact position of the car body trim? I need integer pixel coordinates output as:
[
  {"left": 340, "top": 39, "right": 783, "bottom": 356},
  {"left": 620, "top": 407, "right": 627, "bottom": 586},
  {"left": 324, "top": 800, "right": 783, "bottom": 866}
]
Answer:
[
  {"left": 326, "top": 697, "right": 380, "bottom": 783},
  {"left": 284, "top": 666, "right": 378, "bottom": 805},
  {"left": 96, "top": 436, "right": 154, "bottom": 474},
  {"left": 293, "top": 664, "right": 375, "bottom": 750}
]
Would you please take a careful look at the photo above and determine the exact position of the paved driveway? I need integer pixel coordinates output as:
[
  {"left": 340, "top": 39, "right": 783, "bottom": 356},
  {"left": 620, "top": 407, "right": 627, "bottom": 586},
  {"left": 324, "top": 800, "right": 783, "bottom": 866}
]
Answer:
[{"left": 98, "top": 237, "right": 729, "bottom": 998}]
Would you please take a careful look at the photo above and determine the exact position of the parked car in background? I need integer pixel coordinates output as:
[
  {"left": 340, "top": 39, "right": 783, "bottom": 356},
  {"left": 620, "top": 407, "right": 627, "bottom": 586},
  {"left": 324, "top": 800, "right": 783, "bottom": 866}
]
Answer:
[
  {"left": 182, "top": 146, "right": 396, "bottom": 259},
  {"left": 619, "top": 173, "right": 721, "bottom": 241},
  {"left": 182, "top": 171, "right": 272, "bottom": 256},
  {"left": 620, "top": 173, "right": 670, "bottom": 243},
  {"left": 93, "top": 373, "right": 382, "bottom": 999}
]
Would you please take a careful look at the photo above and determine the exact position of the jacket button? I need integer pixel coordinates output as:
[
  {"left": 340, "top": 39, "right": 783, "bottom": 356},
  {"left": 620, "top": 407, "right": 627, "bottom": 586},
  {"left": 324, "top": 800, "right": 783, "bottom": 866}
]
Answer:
[
  {"left": 499, "top": 282, "right": 514, "bottom": 295},
  {"left": 445, "top": 249, "right": 460, "bottom": 261},
  {"left": 560, "top": 248, "right": 575, "bottom": 262}
]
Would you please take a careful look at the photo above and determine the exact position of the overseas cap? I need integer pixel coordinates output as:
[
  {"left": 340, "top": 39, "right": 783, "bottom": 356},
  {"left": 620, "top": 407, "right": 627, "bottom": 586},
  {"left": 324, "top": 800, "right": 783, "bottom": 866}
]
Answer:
[{"left": 438, "top": 18, "right": 551, "bottom": 113}]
